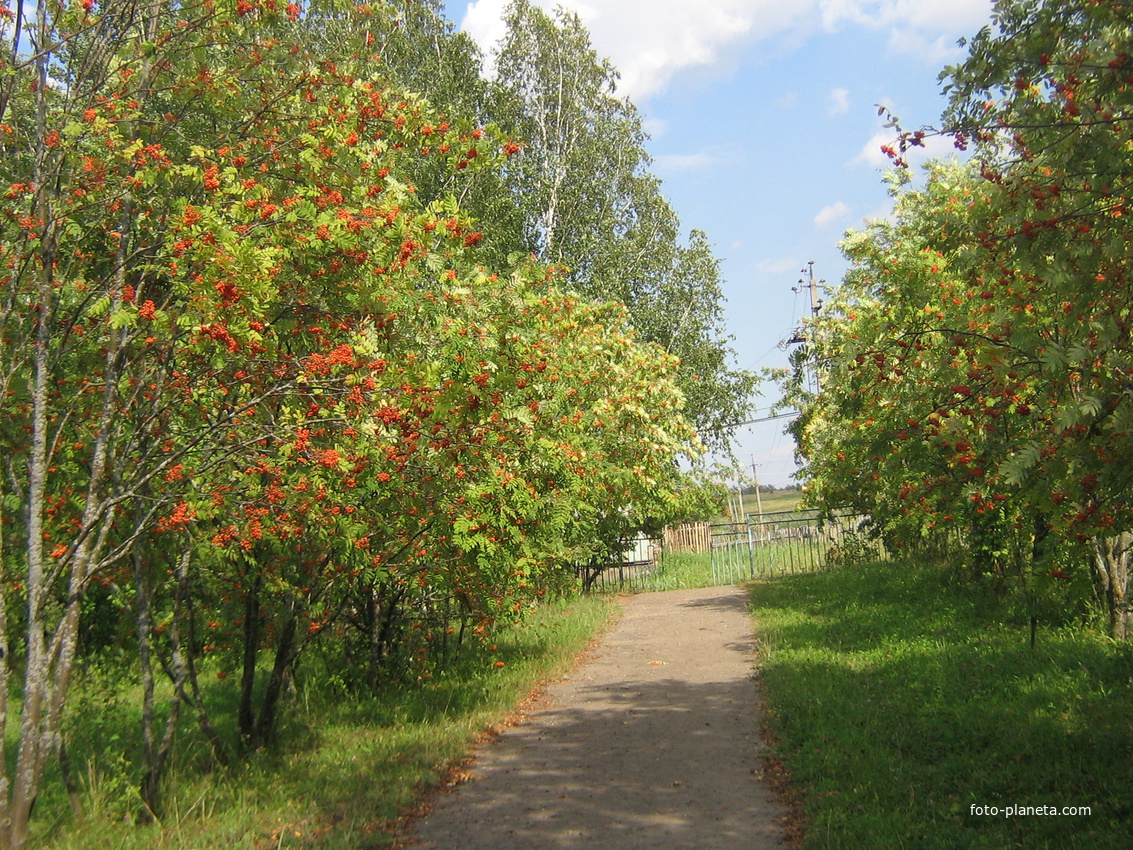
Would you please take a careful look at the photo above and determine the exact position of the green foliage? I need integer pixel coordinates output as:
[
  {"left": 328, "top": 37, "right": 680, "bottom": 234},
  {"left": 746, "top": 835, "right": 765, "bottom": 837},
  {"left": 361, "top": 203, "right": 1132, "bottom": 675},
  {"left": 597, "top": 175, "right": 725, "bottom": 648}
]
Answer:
[
  {"left": 752, "top": 561, "right": 1133, "bottom": 849},
  {"left": 485, "top": 0, "right": 757, "bottom": 446},
  {"left": 0, "top": 0, "right": 713, "bottom": 839},
  {"left": 783, "top": 0, "right": 1133, "bottom": 639},
  {"left": 313, "top": 0, "right": 758, "bottom": 448}
]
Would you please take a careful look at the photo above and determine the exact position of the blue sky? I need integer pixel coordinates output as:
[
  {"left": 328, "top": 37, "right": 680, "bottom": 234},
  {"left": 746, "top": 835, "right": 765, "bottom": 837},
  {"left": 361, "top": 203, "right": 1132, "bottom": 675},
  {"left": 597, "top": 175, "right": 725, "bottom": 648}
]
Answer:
[{"left": 455, "top": 1, "right": 993, "bottom": 486}]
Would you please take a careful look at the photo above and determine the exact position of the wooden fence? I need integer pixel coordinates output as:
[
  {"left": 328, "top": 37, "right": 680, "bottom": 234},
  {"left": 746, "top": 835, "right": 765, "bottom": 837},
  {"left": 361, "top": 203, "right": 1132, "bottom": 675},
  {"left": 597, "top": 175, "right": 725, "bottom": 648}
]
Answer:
[{"left": 663, "top": 522, "right": 711, "bottom": 553}]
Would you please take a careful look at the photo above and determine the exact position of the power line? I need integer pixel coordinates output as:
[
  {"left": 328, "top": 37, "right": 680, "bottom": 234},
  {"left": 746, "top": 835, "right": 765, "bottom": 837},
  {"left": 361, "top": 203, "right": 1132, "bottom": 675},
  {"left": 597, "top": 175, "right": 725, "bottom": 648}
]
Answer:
[{"left": 727, "top": 410, "right": 799, "bottom": 428}]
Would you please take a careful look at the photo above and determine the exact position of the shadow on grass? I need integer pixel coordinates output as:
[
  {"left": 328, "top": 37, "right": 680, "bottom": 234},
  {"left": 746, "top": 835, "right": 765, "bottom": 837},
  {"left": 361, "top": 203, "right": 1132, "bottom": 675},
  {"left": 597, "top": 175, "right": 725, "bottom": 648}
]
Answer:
[
  {"left": 749, "top": 563, "right": 1133, "bottom": 850},
  {"left": 211, "top": 614, "right": 603, "bottom": 847}
]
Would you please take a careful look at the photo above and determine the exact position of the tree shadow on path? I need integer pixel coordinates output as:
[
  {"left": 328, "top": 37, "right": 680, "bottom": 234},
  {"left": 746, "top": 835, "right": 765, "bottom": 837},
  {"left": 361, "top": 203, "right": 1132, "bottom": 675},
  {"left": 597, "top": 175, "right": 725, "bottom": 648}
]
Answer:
[{"left": 408, "top": 586, "right": 786, "bottom": 849}]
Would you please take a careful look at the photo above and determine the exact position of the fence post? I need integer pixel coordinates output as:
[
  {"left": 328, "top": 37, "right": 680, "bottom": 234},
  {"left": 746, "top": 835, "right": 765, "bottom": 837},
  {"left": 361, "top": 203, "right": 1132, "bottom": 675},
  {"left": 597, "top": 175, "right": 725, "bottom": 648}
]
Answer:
[
  {"left": 746, "top": 515, "right": 756, "bottom": 579},
  {"left": 710, "top": 534, "right": 719, "bottom": 586}
]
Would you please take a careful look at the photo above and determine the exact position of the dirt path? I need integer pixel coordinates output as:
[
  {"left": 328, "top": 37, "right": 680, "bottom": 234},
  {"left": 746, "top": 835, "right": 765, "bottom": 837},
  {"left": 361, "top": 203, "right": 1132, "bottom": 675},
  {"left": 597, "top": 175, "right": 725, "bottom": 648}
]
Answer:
[{"left": 405, "top": 585, "right": 787, "bottom": 848}]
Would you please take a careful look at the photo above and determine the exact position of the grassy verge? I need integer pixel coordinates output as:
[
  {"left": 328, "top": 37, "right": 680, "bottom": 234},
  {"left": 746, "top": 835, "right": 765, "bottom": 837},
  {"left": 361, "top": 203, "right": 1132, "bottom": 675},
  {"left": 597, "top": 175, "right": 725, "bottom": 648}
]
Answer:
[
  {"left": 39, "top": 594, "right": 616, "bottom": 850},
  {"left": 748, "top": 561, "right": 1133, "bottom": 849}
]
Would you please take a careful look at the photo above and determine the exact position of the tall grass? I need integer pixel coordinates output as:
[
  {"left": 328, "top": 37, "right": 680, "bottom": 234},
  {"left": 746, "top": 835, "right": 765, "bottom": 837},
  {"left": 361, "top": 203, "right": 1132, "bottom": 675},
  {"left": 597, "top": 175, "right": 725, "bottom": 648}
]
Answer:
[
  {"left": 749, "top": 561, "right": 1133, "bottom": 849},
  {"left": 37, "top": 594, "right": 616, "bottom": 849}
]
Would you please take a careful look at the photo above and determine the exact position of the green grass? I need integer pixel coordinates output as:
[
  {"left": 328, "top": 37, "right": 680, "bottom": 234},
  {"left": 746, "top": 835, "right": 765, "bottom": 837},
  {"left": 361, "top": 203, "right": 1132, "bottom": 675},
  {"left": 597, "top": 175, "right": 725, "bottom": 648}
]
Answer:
[
  {"left": 640, "top": 530, "right": 839, "bottom": 593},
  {"left": 748, "top": 562, "right": 1133, "bottom": 849},
  {"left": 591, "top": 532, "right": 838, "bottom": 595},
  {"left": 642, "top": 550, "right": 715, "bottom": 591},
  {"left": 37, "top": 594, "right": 617, "bottom": 850},
  {"left": 581, "top": 551, "right": 717, "bottom": 594}
]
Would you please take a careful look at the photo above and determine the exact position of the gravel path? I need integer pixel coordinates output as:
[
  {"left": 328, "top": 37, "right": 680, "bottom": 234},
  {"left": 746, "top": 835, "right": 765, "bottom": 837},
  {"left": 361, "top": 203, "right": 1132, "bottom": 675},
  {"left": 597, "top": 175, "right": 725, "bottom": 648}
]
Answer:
[{"left": 405, "top": 585, "right": 787, "bottom": 848}]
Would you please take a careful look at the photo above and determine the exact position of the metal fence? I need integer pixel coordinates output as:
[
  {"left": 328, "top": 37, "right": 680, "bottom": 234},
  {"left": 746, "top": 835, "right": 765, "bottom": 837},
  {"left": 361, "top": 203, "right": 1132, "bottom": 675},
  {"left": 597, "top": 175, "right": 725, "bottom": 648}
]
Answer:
[
  {"left": 579, "top": 537, "right": 665, "bottom": 593},
  {"left": 580, "top": 511, "right": 885, "bottom": 592},
  {"left": 709, "top": 509, "right": 881, "bottom": 585}
]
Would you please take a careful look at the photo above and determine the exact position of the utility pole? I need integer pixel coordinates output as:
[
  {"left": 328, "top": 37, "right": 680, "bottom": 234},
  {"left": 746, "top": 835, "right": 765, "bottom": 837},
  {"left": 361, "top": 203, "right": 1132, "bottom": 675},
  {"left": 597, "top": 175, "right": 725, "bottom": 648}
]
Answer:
[
  {"left": 751, "top": 454, "right": 764, "bottom": 521},
  {"left": 799, "top": 260, "right": 823, "bottom": 323},
  {"left": 790, "top": 261, "right": 825, "bottom": 393}
]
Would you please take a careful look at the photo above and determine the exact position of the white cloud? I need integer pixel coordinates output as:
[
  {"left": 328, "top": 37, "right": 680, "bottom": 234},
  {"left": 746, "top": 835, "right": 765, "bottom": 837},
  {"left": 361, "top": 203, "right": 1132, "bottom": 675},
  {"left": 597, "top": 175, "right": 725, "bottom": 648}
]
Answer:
[
  {"left": 462, "top": 0, "right": 510, "bottom": 57},
  {"left": 814, "top": 201, "right": 852, "bottom": 228},
  {"left": 462, "top": 0, "right": 815, "bottom": 101},
  {"left": 916, "top": 132, "right": 967, "bottom": 160},
  {"left": 641, "top": 116, "right": 669, "bottom": 138},
  {"left": 854, "top": 130, "right": 900, "bottom": 169},
  {"left": 818, "top": 0, "right": 990, "bottom": 35},
  {"left": 829, "top": 87, "right": 850, "bottom": 115},
  {"left": 460, "top": 0, "right": 994, "bottom": 103},
  {"left": 653, "top": 151, "right": 719, "bottom": 172},
  {"left": 755, "top": 258, "right": 803, "bottom": 276},
  {"left": 864, "top": 203, "right": 898, "bottom": 225},
  {"left": 819, "top": 0, "right": 992, "bottom": 63},
  {"left": 886, "top": 28, "right": 967, "bottom": 65}
]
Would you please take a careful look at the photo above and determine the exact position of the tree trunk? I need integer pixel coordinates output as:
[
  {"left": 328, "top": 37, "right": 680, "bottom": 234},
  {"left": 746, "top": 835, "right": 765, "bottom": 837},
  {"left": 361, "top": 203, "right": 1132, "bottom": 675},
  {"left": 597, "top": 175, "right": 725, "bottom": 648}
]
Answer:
[
  {"left": 251, "top": 612, "right": 298, "bottom": 749},
  {"left": 4, "top": 7, "right": 59, "bottom": 839},
  {"left": 135, "top": 545, "right": 190, "bottom": 822},
  {"left": 366, "top": 587, "right": 383, "bottom": 690},
  {"left": 1093, "top": 532, "right": 1132, "bottom": 641},
  {"left": 238, "top": 571, "right": 263, "bottom": 746},
  {"left": 365, "top": 582, "right": 408, "bottom": 690},
  {"left": 183, "top": 597, "right": 229, "bottom": 769}
]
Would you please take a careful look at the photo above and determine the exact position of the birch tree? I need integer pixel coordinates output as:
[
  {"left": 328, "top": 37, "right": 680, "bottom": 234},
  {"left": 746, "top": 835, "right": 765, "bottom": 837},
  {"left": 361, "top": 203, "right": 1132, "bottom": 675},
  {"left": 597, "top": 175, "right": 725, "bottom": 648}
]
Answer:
[{"left": 489, "top": 0, "right": 756, "bottom": 446}]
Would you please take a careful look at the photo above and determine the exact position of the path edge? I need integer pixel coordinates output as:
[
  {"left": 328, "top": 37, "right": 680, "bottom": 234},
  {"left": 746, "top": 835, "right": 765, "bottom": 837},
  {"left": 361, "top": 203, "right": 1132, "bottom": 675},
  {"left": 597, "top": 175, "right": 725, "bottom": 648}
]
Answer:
[{"left": 745, "top": 579, "right": 807, "bottom": 849}]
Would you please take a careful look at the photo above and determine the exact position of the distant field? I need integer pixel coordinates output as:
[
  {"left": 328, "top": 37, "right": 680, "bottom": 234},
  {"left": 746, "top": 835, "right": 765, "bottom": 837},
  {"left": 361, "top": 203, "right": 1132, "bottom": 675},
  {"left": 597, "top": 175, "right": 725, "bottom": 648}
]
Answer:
[{"left": 721, "top": 489, "right": 806, "bottom": 520}]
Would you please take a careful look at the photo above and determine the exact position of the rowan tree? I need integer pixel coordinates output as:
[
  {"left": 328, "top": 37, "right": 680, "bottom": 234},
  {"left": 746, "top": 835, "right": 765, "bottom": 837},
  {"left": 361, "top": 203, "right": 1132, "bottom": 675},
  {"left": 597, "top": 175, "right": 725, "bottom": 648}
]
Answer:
[
  {"left": 0, "top": 0, "right": 707, "bottom": 838},
  {"left": 789, "top": 0, "right": 1133, "bottom": 639}
]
